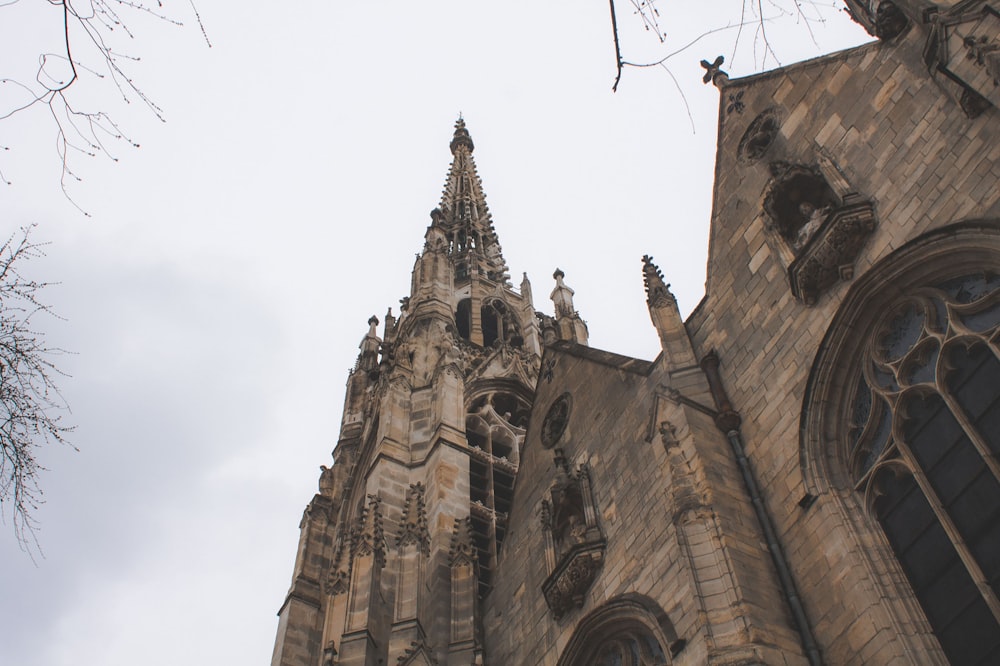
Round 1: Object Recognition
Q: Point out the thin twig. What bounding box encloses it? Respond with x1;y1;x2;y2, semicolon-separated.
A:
610;0;624;92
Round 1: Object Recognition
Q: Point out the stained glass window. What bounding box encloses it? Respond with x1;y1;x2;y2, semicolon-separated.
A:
848;273;1000;664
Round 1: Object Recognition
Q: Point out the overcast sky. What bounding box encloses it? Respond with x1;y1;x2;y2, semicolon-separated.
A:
0;2;869;664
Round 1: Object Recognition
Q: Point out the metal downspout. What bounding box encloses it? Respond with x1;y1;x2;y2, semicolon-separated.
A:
700;350;823;666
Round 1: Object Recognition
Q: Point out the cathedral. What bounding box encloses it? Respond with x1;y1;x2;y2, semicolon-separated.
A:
271;2;1000;664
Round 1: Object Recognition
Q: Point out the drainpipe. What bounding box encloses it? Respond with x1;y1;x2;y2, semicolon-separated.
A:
700;350;823;666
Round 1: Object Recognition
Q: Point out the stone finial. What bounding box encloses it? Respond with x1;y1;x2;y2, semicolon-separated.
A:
520;271;533;305
357;315;382;372
383;307;396;341
450;117;475;155
319;464;335;496
550;268;576;318
700;55;728;87
430;207;445;226
642;255;676;308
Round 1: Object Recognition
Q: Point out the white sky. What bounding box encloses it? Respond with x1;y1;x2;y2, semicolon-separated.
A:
0;2;870;664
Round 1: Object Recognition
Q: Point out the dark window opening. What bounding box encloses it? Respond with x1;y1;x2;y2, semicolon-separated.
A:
481;303;500;347
470;459;490;505
456;299;472;341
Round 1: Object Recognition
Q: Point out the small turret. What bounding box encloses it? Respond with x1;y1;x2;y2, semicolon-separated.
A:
520;272;534;307
643;255;696;370
382;307;397;345
339;316;382;441
549;269;589;345
358;315;382;373
406;209;457;326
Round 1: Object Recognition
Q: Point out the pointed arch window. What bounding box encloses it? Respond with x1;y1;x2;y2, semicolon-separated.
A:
847;272;1000;664
556;596;679;666
465;388;530;600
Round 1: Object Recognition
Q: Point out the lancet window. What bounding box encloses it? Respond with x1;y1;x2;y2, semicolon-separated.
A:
465;389;529;600
847;272;1000;664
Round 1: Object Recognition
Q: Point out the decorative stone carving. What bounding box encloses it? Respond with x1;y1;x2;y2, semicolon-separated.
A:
449;517;478;567
737;109;780;164
540;449;606;619
397;483;429;554
788;200;877;305
351;494;386;568
726;89;745;115
874;1;908;41
541;356;556;383
761;161;877;305
641;255;675;308
540;393;572;449
397;640;438;665
542;543;606;620
700;55;727;86
326;568;350;596
923;4;999;116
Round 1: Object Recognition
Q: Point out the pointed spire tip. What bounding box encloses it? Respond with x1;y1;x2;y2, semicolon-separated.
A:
450;117;474;155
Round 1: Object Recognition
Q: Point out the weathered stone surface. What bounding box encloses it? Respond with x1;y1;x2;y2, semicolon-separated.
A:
275;11;1000;664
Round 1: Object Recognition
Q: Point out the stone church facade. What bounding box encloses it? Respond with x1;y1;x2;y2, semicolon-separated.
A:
272;2;1000;664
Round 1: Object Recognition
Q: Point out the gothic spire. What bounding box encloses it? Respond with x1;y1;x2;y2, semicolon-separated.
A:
435;118;510;284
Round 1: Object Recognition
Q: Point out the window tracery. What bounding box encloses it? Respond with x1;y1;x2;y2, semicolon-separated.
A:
844;271;1000;664
556;596;677;666
465;389;529;600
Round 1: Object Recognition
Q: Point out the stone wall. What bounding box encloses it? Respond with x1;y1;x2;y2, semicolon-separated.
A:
686;24;999;665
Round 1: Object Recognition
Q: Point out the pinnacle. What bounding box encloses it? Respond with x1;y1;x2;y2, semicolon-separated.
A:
642;255;675;306
450;116;474;155
434;118;510;283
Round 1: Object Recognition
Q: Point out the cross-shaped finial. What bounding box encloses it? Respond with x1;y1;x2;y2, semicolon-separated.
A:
700;55;727;85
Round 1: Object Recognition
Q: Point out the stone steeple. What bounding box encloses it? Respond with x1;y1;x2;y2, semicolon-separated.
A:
271;120;541;666
435;118;510;286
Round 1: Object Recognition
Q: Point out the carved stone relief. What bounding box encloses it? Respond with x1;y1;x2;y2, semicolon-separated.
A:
761;160;877;305
737;108;781;164
540;449;606;619
541;392;572;449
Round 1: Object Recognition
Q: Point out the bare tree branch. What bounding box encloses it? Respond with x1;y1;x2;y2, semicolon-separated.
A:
614;0;848;95
0;0;209;214
0;225;73;549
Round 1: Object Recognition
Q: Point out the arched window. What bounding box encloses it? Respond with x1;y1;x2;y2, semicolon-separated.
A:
456;298;472;341
802;224;1000;664
557;595;678;666
848;273;1000;664
464;387;530;600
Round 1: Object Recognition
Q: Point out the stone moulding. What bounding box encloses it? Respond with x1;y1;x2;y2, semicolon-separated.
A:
788;199;877;305
541;539;607;620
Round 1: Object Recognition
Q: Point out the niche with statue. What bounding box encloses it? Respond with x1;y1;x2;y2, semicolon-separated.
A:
761;159;877;305
540;449;606;619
